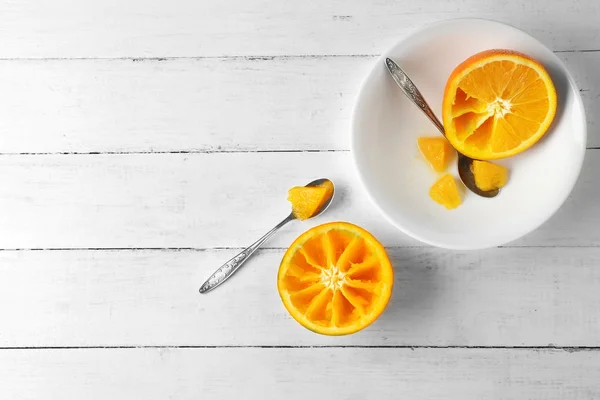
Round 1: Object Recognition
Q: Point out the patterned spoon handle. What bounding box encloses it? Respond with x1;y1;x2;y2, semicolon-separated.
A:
385;57;446;135
199;214;294;293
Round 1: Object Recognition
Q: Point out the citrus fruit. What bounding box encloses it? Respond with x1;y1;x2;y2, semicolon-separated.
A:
417;136;456;172
471;160;509;191
442;49;557;160
277;222;394;335
429;174;462;209
287;181;333;220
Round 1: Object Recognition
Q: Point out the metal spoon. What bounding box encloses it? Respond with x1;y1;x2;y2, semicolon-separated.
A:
199;178;335;294
385;58;499;198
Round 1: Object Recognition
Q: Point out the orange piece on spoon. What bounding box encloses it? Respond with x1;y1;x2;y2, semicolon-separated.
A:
288;180;334;220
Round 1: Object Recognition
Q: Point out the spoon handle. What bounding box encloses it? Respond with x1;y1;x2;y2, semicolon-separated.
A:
199;214;295;294
385;58;446;135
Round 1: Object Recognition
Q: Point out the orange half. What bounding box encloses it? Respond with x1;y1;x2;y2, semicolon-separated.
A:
442;49;557;160
277;222;394;335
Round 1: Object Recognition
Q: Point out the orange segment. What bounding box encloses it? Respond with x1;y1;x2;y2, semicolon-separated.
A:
429;174;462;209
442;49;557;160
277;222;394;336
417;137;456;172
287;184;328;220
471;160;509;191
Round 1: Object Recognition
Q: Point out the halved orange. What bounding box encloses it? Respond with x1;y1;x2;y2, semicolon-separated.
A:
442;49;557;160
277;222;393;335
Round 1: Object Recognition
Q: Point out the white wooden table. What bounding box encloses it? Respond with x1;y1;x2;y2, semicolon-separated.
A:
1;1;599;398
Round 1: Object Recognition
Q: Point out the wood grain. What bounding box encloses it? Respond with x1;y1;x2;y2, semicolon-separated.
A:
1;0;599;58
2;247;599;347
0;52;597;154
1;1;599;398
0;151;597;250
2;347;599;399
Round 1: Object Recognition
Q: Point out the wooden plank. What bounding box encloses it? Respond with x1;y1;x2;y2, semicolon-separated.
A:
1;0;599;58
0;52;597;153
1;348;599;399
0;151;597;249
2;247;599;347
0;57;365;153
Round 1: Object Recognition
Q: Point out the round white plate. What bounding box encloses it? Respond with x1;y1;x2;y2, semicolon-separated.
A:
351;18;586;250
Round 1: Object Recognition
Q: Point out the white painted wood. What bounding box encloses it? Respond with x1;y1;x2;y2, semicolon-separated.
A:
0;52;597;153
1;0;599;58
0;57;365;153
2;247;599;347
1;348;599;399
0;151;597;249
1;2;599;396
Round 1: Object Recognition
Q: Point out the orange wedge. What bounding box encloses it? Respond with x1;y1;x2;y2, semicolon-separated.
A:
287;181;333;220
442;49;557;160
471;160;509;191
429;174;462;209
417;136;456;172
277;222;394;335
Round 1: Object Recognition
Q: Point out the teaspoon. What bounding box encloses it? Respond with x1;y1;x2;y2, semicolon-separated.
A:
199;178;335;294
385;58;499;198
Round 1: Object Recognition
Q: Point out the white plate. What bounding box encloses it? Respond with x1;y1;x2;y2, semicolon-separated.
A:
351;18;587;250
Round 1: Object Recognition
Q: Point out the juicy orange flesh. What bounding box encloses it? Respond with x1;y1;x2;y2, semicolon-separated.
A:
471;160;508;191
445;52;556;160
319;180;334;205
429;174;462;209
279;227;391;330
287;186;327;220
417;137;455;172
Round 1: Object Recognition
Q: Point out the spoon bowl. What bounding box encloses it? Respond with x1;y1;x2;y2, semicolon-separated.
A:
457;154;499;198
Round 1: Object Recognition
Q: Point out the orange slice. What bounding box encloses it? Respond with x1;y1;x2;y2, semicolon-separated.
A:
277;222;394;335
417;136;455;172
471;160;509;191
287;181;333;220
429;174;462;209
442;49;557;160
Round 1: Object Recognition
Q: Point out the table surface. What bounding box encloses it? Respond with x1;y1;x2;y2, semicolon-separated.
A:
1;1;599;399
